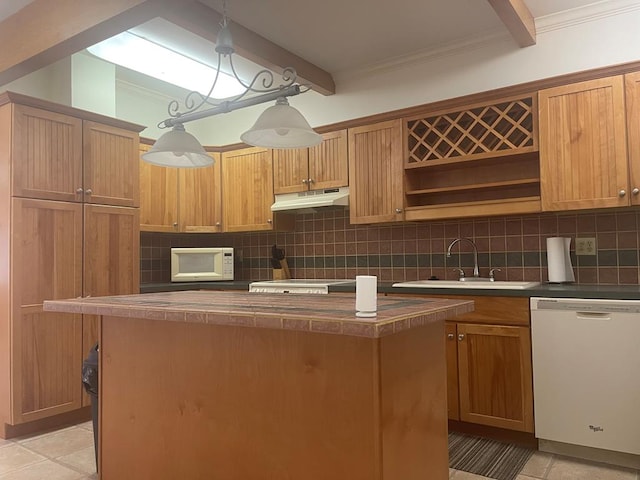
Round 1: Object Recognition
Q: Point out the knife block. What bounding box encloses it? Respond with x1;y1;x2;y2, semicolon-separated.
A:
272;259;291;280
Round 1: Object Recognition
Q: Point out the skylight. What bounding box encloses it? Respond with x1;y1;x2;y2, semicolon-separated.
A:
87;31;246;99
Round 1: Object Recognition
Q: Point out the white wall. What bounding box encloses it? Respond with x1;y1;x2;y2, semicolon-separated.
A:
4;2;640;145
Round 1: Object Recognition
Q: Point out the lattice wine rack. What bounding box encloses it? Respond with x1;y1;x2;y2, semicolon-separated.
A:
407;97;535;164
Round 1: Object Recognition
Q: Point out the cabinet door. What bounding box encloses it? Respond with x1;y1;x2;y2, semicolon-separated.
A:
624;72;640;206
222;147;275;232
445;322;459;421
11;198;83;423
348;120;404;224
179;153;222;232
539;76;629;211
139;143;179;232
12;105;83;202
83;121;140;207
457;323;534;432
308;129;348;190
83;204;140;297
273;148;309;194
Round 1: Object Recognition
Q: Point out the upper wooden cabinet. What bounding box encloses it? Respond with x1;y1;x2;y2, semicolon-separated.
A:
222;146;275;232
11;104;140;207
624;71;640;206
273;130;348;194
348;120;404;224
538;75;633;211
403;95;541;221
139;143;222;233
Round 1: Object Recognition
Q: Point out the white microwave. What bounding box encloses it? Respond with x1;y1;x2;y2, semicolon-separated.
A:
170;247;234;282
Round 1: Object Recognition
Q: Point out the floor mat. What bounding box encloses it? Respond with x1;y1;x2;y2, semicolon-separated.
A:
449;432;535;480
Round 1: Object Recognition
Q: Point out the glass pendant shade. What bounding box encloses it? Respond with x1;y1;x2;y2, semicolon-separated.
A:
142;125;213;168
241;97;322;149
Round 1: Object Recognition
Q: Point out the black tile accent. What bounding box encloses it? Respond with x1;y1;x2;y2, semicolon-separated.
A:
618;249;638;266
324;256;335;268
523;252;540;267
392;255;405;267
379;255;392;267
356;255;368;267
597;250;618;266
576;255;597;267
417;254;431;267
431;254;445;267
368;255;380;267
404;254;418;267
335;256;346;268
314;257;325;268
346;256;357;268
506;252;523;267
489;253;506;268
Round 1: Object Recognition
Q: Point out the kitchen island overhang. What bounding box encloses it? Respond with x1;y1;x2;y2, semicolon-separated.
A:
45;291;473;480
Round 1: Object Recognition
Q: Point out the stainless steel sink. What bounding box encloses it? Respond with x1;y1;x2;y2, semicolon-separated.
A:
392;280;541;290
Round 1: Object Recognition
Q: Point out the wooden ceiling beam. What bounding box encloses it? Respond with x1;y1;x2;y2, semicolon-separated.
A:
162;1;335;96
0;0;188;86
486;0;536;47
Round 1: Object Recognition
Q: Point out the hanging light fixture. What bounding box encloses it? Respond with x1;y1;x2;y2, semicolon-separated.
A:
141;0;321;168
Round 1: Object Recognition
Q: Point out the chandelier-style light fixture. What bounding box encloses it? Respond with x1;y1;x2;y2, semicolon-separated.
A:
142;0;322;167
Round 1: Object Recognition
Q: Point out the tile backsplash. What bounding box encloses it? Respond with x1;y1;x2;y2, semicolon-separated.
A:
141;209;640;285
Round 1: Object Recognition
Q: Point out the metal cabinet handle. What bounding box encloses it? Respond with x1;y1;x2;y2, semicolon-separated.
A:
267;219;272;224
302;179;308;184
215;222;221;227
308;178;315;184
395;208;403;214
76;187;84;194
633;188;640;196
458;334;465;341
619;189;626;197
173;222;178;228
447;333;455;340
85;188;93;195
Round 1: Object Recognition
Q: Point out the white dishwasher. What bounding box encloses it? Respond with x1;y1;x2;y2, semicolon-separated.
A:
530;297;640;456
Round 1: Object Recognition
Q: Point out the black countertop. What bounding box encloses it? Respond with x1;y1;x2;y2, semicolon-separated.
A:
140;281;640;300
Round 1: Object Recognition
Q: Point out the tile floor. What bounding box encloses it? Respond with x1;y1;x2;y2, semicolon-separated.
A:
0;421;637;479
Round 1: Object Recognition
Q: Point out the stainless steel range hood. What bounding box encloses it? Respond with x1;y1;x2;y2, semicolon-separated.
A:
271;187;349;212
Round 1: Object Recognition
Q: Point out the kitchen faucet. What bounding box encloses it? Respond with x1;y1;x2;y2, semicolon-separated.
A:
446;238;480;278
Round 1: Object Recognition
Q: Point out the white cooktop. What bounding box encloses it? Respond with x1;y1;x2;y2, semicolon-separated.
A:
249;279;355;294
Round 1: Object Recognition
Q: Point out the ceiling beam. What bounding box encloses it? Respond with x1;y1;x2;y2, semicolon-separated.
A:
486;0;536;47
0;0;188;86
161;1;335;96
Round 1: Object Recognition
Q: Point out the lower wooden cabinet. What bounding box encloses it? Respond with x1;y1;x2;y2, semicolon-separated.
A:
447;322;534;433
3;198;139;428
439;295;534;433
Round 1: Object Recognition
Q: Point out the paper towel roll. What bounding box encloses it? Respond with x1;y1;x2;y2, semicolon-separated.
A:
355;275;377;317
547;237;575;283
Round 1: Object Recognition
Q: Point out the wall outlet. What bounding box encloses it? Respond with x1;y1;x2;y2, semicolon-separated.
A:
575;237;596;255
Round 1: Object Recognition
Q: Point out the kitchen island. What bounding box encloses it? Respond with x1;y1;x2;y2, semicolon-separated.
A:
44;291;473;480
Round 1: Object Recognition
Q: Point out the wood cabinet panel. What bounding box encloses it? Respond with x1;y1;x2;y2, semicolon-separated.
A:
83;121;140;207
179;153;222;232
457;323;534;432
83;205;140;297
222;147;276;232
10;198;83;423
139;144;178;232
445;322;459;421
273;148;309;194
308;129;348;190
539;76;629;211
348;120;404;224
624;71;640;205
13;308;82;423
11;105;83;202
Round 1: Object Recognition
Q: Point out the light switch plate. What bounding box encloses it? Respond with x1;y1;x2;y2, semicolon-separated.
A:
575;237;596;255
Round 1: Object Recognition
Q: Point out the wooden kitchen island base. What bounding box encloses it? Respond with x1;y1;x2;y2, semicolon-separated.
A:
45;291;473;480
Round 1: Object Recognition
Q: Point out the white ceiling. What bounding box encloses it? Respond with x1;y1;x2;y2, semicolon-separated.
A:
1;0;610;81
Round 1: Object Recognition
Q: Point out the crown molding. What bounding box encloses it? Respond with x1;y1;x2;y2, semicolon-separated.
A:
536;0;640;33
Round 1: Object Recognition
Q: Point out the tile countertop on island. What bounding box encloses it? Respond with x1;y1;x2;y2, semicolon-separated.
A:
43;290;474;338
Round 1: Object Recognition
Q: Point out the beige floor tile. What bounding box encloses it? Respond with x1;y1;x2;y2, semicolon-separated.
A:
15;426;77;444
56;446;96;475
547;456;638;480
450;470;491;479
0;444;45;475
0;459;84;480
75;422;93;432
520;451;553;478
0;439;12;448
516;475;542;480
20;428;94;459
